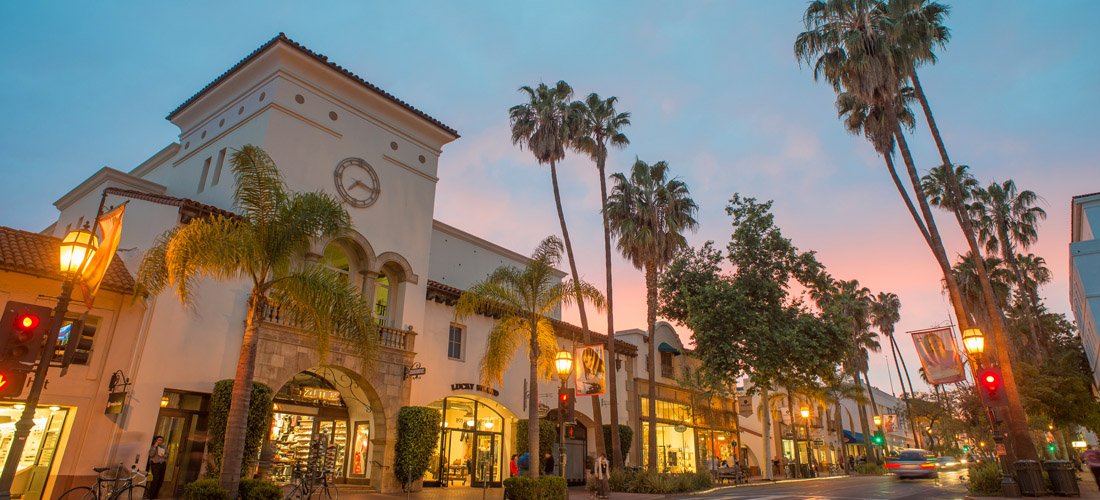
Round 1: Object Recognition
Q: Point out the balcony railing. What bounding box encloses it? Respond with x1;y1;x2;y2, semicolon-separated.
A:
260;304;414;352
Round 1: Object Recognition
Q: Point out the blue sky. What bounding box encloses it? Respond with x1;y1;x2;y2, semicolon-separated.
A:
2;1;1097;394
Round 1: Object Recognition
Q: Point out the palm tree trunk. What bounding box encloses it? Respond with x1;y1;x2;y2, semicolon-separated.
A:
546;160;607;461
645;263;658;472
883;153;932;246
888;333;921;447
220;290;264;499
862;370;885;461
529;322;541;479
786;391;802;478
835;398;846;473
909;75;1039;461
854;374;873;464
597;160;621;469
762;388;773;480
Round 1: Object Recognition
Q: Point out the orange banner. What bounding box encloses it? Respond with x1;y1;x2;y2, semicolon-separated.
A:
80;203;126;308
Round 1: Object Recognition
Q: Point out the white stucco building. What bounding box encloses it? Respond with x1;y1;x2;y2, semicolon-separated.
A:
1071;192;1100;388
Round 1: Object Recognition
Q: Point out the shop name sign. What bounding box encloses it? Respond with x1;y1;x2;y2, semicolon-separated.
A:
300;387;341;403
451;383;499;397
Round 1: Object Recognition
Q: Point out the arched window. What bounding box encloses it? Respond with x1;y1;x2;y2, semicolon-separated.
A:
374;273;392;326
321;243;352;282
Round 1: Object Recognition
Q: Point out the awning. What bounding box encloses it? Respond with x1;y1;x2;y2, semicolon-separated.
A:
658;342;681;355
843;430;864;444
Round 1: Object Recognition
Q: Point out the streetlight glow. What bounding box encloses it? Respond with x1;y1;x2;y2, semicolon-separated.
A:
873;415;882;427
59;228;98;276
962;328;985;357
800;406;810;419
554;350;574;381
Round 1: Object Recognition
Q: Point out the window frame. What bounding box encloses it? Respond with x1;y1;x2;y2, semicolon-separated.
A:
447;323;465;361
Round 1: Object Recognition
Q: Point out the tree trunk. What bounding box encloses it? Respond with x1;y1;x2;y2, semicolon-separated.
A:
883;153;932;246
762;388;773;480
220;290;264;499
786;391;802;478
597;160;621;469
888;333;921;447
546;160;607;460
645;263;658;471
835;398;846;473
906;80;1040;461
862;370;884;461
529;322;541;479
854;374;873;464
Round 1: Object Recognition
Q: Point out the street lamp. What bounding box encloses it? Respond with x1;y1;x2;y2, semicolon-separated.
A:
962;328;985;358
800;406;810;419
0;227;97;500
873;415;882;427
554;349;573;478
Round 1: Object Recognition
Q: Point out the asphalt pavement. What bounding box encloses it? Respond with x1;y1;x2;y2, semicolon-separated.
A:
672;471;969;500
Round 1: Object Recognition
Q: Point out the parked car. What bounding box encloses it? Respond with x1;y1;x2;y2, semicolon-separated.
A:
886;449;938;479
936;456;964;470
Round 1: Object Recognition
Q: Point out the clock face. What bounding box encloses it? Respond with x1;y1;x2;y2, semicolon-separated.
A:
333;158;380;208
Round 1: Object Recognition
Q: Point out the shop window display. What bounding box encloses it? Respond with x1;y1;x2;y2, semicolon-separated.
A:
423;397;505;488
0;405;70;500
269;372;353;484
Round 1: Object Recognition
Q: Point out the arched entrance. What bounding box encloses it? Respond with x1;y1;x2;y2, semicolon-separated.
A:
423;396;514;488
266;367;377;485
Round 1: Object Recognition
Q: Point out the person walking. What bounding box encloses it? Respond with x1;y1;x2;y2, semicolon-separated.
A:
509;454;518;477
146;436;168;499
542;452;555;476
1082;445;1100;489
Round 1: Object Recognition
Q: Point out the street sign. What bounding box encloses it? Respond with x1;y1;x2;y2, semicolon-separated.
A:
813;438;824;446
404;363;426;380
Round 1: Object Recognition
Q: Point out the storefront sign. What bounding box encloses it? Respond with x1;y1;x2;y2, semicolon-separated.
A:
300;387;341;403
575;344;606;396
1073;441;1088;449
450;383;499;397
105;391;126;414
738;396;753;417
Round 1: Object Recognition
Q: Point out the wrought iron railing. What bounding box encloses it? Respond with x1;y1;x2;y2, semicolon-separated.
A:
260;304;414;352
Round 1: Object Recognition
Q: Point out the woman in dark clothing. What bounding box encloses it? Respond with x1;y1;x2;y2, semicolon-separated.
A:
542;453;555;475
146;435;168;499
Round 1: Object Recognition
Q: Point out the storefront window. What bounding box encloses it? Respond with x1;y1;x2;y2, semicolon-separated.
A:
0;404;71;500
269;371;352;483
641;423;696;473
424;397;506;487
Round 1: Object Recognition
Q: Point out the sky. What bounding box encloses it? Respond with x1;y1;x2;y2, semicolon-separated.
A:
1;1;1097;397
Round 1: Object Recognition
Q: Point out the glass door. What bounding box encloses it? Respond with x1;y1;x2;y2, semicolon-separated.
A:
317;420;348;480
471;433;500;487
153;414;192;498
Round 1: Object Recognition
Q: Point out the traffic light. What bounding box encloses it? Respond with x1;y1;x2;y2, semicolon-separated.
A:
872;431;885;446
0;302;51;368
558;387;575;424
976;367;1007;407
57;319;91;371
0;369;27;398
963;445;970;453
1048;443;1057;454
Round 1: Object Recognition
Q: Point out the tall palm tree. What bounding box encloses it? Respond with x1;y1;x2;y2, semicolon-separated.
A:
454;236;604;479
922;164;979;215
508;81;597;363
137;145;378;498
573;93;631;466
606;159;698;471
870;292;921;446
973;180;1048;355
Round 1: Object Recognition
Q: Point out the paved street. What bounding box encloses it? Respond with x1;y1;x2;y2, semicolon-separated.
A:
671;472;969;500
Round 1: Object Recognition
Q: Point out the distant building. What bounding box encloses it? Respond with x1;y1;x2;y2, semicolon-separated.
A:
1071;192;1100;388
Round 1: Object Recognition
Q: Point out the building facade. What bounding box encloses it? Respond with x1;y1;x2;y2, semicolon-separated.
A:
1071;192;1100;388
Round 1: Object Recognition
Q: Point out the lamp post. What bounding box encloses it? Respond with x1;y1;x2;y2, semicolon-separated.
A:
800;406;812;477
963;327;1019;496
554;350;573;479
0;228;97;500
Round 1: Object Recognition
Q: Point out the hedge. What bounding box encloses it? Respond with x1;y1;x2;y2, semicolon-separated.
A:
503;475;567;500
599;469;711;494
965;461;1002;496
601;424;633;465
237;479;281;500
515;419;557;459
394;406;441;491
205;380;275;478
182;479;228;500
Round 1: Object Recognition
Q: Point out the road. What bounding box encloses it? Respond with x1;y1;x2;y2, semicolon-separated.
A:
670;471;968;500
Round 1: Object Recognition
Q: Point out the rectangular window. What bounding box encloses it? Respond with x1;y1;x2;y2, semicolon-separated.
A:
447;324;464;360
660;351;674;378
54;316;98;366
211;148;227;186
198;157;211;193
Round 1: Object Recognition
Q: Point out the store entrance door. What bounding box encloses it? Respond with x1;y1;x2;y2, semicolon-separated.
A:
153;391;210;499
471;433;500;487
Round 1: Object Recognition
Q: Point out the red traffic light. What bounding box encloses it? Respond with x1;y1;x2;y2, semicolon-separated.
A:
16;314;39;331
976;367;1007;407
981;371;999;389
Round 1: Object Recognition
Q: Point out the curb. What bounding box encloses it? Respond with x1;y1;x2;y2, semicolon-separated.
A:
691;474;852;495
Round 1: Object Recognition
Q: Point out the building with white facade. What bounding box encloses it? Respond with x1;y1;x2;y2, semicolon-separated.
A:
1071;191;1100;388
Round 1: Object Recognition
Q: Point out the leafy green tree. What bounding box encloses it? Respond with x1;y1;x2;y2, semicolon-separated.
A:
607;159;698;471
573;92;631;466
137;145;378;497
660;195;849;479
454;236;604;478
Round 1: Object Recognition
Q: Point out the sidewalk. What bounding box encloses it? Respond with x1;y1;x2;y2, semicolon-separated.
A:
965;477;1100;500
335;487;663;500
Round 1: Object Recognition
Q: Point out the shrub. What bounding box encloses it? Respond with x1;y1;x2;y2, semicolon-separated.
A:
503;476;567;500
515;419;557;457
855;462;885;475
237;479;281;500
182;479;228;500
965;461;1003;496
601;424;634;466
600;469;712;494
393;406;441;491
205;380;274;478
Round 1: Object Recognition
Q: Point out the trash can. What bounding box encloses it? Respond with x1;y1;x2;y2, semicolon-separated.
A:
1015;460;1045;497
1044;460;1080;497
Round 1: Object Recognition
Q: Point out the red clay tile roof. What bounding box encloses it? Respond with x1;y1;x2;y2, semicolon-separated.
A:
426;280;638;355
0;226;135;294
104;187;238;220
167;33;459;138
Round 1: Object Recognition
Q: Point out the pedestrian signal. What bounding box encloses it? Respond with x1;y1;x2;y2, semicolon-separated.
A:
0;302;51;368
976;367;1007;407
558;387;575;424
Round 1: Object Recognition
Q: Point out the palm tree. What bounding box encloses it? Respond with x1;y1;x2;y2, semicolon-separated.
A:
870;292;921;446
454;236;604;479
922;164;979;214
973;180;1048;355
573;93;631;467
606;159;698;471
137;145;378;497
820;373;867;472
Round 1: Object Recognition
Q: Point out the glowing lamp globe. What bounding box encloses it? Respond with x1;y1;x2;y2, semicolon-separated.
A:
873;415;882;427
60;228;98;275
554;350;573;378
962;328;985;356
800;406;810;419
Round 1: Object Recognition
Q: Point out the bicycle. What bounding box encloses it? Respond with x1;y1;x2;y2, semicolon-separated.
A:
58;465;148;500
282;465;338;500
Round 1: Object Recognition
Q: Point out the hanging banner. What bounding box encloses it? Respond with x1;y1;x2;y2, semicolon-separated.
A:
80;203;127;309
910;327;965;385
575;344;607;396
882;414;897;433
